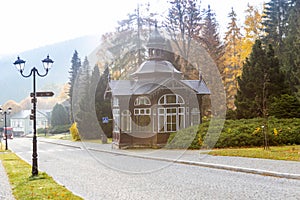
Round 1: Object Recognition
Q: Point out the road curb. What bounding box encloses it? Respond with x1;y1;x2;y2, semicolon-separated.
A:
39;139;300;180
87;147;300;180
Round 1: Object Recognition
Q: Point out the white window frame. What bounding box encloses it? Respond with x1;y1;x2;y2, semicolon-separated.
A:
134;96;151;106
158;107;185;133
121;110;131;132
134;108;151;115
158;94;185;105
113;108;120;133
113;97;119;107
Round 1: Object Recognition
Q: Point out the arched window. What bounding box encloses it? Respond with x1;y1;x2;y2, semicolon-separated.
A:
134;96;151;106
121;110;131;132
158;94;184;105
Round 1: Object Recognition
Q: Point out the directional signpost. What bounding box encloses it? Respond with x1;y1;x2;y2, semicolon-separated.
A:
30;91;54;97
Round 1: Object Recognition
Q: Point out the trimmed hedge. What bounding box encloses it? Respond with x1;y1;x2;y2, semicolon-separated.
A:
167;117;300;149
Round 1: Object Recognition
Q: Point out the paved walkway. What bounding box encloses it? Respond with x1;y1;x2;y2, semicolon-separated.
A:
0;156;15;200
1;138;300;200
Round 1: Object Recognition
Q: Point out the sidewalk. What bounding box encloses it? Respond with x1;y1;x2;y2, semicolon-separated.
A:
0;157;15;200
41;138;300;180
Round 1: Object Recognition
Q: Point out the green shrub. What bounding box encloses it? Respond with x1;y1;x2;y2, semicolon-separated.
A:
167;118;300;149
50;124;71;134
69;123;80;141
166;125;199;149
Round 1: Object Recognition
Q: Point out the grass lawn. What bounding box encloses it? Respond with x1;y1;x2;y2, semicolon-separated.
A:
207;145;300;161
0;145;83;200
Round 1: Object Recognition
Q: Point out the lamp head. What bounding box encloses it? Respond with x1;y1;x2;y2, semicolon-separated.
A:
42;55;54;70
13;56;26;72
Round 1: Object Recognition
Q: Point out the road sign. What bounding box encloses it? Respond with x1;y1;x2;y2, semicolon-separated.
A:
102;117;109;124
30;91;54;97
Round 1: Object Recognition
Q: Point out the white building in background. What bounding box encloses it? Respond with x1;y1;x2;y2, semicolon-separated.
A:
10;110;51;136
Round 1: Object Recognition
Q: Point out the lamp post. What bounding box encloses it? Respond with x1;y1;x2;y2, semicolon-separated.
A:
14;55;54;176
0;107;12;150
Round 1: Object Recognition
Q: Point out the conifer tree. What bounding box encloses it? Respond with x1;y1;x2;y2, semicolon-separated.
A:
200;5;224;73
223;7;243;110
236;40;288;119
51;103;70;127
164;0;202;78
262;0;290;54
75;57;96;139
283;0;300;97
68;50;81;122
100;3;157;80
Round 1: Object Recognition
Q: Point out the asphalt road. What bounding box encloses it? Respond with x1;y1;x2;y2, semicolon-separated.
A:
8;138;300;200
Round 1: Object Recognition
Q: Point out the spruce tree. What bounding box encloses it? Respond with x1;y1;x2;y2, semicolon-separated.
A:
164;0;202;78
262;0;290;54
75;57;101;139
100;3;157;80
200;5;224;73
68;50;81;122
236;40;288;119
51;104;70;127
283;0;300;97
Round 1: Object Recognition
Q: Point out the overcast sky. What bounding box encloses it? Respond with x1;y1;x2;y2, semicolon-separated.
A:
0;0;265;57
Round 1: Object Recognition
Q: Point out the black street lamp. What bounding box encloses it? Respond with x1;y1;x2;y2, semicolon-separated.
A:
14;55;54;176
0;107;12;150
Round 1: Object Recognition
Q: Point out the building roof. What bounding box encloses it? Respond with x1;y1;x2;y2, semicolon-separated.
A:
131;60;181;78
147;23;166;49
181;80;211;94
106;24;210;98
108;78;210;96
11;110;51;119
10;110;31;119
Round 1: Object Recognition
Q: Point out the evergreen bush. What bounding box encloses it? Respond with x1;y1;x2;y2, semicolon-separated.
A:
167;118;300;149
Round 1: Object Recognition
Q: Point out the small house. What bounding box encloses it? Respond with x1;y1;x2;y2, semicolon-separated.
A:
105;26;210;148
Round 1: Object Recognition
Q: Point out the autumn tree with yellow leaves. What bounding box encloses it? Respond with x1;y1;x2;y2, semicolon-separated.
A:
222;7;243;110
241;3;264;62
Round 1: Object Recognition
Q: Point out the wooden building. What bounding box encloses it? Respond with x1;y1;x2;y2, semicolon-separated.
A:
105;26;210;149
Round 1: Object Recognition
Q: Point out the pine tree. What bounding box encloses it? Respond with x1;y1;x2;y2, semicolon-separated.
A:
223;7;243;110
51;103;70;127
200;5;224;73
75;57;100;139
236;40;288;119
283;0;300;97
99;3;157;80
68;50;81;122
77;56;91;98
164;0;202;78
262;0;290;54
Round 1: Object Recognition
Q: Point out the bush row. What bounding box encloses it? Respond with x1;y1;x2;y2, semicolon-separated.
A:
167;117;300;149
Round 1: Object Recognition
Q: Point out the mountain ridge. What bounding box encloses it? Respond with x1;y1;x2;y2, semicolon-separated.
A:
0;35;100;104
